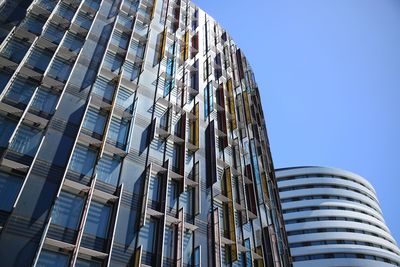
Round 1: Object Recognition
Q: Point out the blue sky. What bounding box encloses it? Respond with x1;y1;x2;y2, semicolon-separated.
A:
193;0;400;242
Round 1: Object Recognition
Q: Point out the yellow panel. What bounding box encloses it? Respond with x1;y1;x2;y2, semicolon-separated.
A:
195;103;199;147
225;167;238;263
159;29;167;61
261;171;269;203
243;91;252;124
133;246;142;267
150;0;157;19
256;246;264;267
227;79;237;130
183;30;189;61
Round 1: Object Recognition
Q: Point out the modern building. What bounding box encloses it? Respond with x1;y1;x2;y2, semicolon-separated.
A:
0;0;291;266
276;166;400;267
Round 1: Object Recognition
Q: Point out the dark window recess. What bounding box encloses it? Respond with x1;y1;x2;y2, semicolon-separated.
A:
244;164;258;216
216;84;228;149
236;49;244;80
205;121;217;188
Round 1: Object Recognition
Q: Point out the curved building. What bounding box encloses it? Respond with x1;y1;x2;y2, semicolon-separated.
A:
0;0;291;266
276;166;400;267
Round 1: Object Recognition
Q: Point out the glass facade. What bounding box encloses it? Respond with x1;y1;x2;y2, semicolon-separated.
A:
0;0;291;266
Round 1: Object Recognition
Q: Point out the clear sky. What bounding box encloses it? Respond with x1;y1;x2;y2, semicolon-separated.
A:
193;0;400;243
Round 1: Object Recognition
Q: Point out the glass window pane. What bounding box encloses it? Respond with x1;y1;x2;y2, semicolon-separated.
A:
107;117;129;149
0;117;17;148
51;191;84;229
83;201;111;238
62;32;84;53
56;3;75;20
82;108;107;138
116;86;135;113
42;23;65;44
37;250;69;267
4;77;37;107
30;87;58;116
26;47;53;72
21;14;46;35
96;155;121;186
0;36;30;63
92;77;115;102
47;57;73;82
9;125;42;156
68;145;97;177
0;171;22;212
75;258;102;267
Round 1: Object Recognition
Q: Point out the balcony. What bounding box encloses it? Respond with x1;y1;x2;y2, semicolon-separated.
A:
30;3;52;17
103;142;127;157
0;158;29;173
69;21;90;37
43;237;75;251
108;43;127;57
50;13;71;30
23;112;49;130
81;2;97;16
36;36;58;51
0;102;23;118
18;65;43;82
14;27;36;42
57;45;79;61
0;55;18;70
99;65;120;82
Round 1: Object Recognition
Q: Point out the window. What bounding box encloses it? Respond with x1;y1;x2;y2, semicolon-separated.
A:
0;36;30;63
36;249;69;267
123;61;140;81
21;14;46;35
104;51;123;72
47;57;73;82
62;32;84;53
83;0;101;11
83;201;111;238
107;117;129;149
0;117;17;148
82;108;107;139
244;239;252;267
167;180;178;212
75;258;102;267
26;47;53;72
116;86;135;113
56;2;75;20
51;191;84;229
92;77;115;103
42;23;65;44
164;44;176;97
0;171;23;212
194;246;200;267
75;11;93;30
36;0;57;11
68;145;97;177
96;154;121;186
9;125;42;157
148;174;162;209
30;87;58;117
142;218;157;252
0;69;12;94
116;13;133;29
204;82;213;118
4;76;37;108
111;30;129;50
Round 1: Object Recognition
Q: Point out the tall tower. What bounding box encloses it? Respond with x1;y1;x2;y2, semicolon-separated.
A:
276;166;400;267
0;0;291;266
